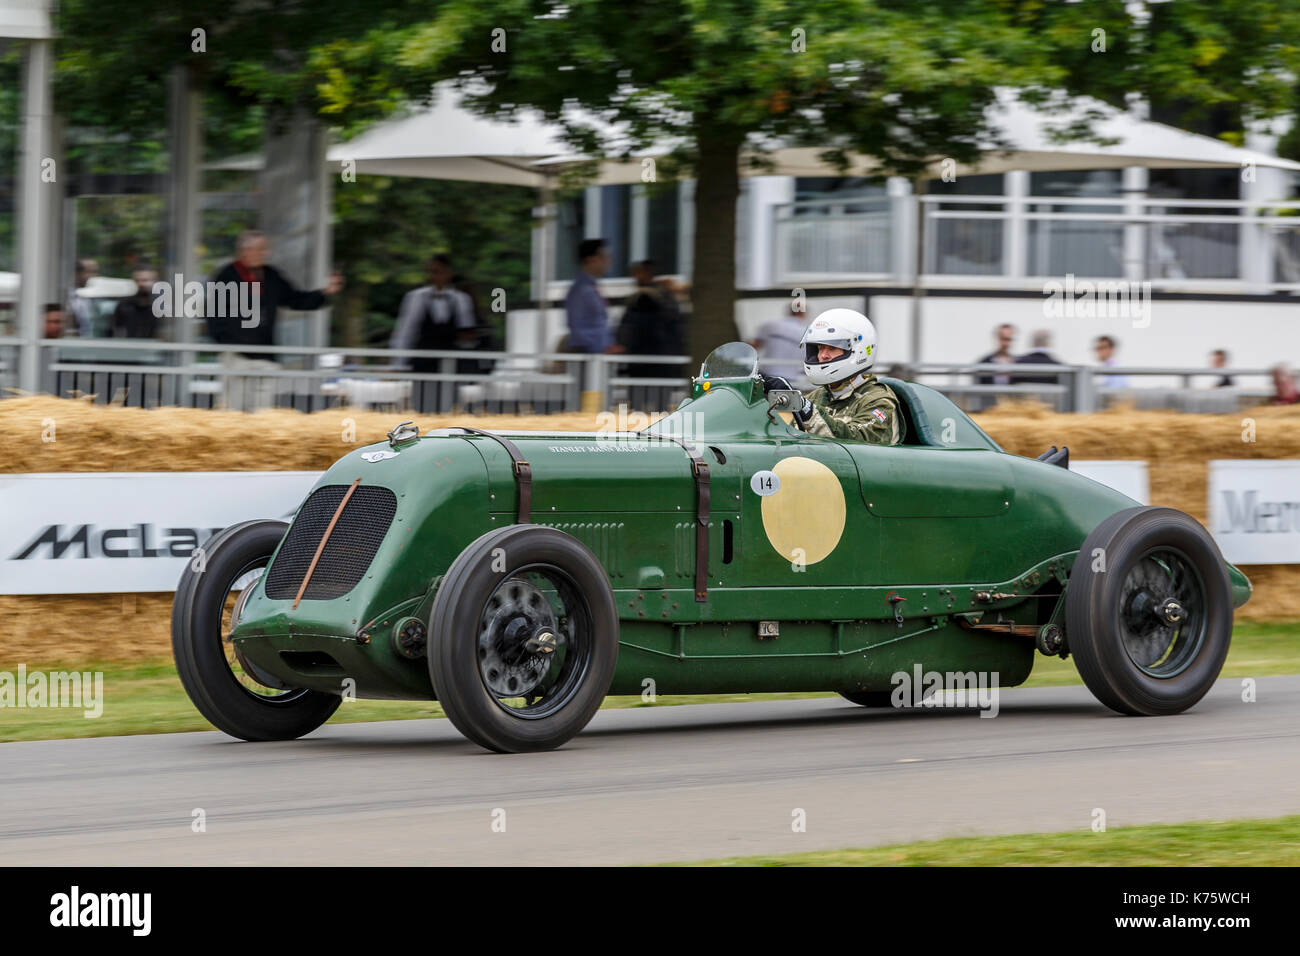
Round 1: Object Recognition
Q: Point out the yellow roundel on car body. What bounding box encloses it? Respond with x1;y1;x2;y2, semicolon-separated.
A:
759;455;845;565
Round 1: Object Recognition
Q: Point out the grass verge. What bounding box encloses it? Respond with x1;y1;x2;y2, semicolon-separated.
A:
670;815;1300;866
1;621;1294;743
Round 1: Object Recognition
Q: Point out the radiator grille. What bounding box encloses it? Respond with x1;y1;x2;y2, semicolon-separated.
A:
264;485;397;601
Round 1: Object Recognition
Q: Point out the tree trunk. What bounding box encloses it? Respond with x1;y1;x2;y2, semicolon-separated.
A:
340;281;368;348
688;122;745;368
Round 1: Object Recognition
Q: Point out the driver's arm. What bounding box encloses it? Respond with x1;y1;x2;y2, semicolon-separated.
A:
802;394;902;445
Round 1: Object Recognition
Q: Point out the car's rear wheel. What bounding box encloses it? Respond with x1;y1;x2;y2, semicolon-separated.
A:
429;525;618;753
1067;507;1232;716
172;519;341;740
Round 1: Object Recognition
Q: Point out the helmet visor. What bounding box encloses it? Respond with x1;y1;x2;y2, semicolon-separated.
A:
804;337;855;364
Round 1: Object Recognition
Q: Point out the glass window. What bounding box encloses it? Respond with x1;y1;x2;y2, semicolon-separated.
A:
1027;170;1124;278
599;184;631;277
1029;169;1123;199
645;182;679;274
927;173;1004;275
553;191;586;281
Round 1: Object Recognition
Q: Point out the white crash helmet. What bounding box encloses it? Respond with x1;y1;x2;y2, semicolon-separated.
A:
799;308;878;386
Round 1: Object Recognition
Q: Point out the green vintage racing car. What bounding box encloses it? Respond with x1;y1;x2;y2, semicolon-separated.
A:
172;342;1252;752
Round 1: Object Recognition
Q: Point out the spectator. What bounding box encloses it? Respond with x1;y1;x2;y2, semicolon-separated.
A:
1012;329;1061;387
208;230;342;410
752;300;812;389
1209;349;1234;388
618;259;684;374
390;254;479;410
111;266;162;339
564;238;621;354
451;270;499;375
976;323;1017;385
43;303;69;339
1094;335;1128;388
68;259;99;338
1271;364;1300;405
208;230;342;356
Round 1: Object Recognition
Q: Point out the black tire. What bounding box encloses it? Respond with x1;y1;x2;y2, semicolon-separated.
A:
1067;507;1232;716
840;691;894;707
171;519;341;741
429;525;618;753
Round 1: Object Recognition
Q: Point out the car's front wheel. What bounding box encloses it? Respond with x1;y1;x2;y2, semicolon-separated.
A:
429;525;618;753
171;520;341;740
1067;507;1232;716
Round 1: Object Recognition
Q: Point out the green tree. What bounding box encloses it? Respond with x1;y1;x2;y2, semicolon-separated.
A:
311;0;1300;361
45;1;532;343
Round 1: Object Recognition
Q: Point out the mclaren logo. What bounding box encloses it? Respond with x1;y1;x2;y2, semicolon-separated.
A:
9;524;221;560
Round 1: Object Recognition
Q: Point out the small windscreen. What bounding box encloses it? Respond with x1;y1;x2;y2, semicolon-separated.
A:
699;342;758;380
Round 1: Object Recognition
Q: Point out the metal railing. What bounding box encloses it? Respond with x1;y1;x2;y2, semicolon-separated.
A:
0;338;692;415
774;194;1300;290
4;339;1281;416
907;362;1277;413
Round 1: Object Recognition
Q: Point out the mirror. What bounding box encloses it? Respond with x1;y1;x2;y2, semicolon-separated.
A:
766;389;803;412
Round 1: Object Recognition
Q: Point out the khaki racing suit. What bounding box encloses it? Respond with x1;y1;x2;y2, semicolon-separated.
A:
802;374;906;445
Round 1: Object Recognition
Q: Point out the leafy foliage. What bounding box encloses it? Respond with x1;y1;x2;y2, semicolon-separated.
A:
308;0;1300;359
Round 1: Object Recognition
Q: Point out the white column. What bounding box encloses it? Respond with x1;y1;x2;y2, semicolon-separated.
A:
677;179;695;280
525;178;557;352
311;129;333;350
1122;166;1148;282
16;37;53;394
1242;122;1290;290
888;177;912;284
1003;169;1028;280
629;184;648;263
166;65;202;343
584;186;602;240
744;175;793;290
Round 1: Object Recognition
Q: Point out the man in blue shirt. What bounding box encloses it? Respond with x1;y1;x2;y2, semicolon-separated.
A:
564;238;620;353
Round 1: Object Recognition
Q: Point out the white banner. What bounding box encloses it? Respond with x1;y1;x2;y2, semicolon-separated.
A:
1208;460;1300;564
1072;460;1149;505
0;459;1159;595
0;472;321;595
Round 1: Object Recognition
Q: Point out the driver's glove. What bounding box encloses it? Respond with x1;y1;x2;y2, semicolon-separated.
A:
761;373;814;425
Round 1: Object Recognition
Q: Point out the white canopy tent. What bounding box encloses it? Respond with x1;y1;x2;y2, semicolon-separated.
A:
324;88;572;187
535;89;1300;180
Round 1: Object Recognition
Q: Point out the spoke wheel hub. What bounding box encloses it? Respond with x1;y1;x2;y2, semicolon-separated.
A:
479;579;559;699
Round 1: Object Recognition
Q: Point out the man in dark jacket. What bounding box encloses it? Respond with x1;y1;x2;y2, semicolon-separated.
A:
207;230;341;354
616;260;685;410
207;230;341;409
111;267;162;339
1012;329;1062;386
617;260;683;374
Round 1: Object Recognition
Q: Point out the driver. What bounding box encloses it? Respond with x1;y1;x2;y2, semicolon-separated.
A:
763;308;905;445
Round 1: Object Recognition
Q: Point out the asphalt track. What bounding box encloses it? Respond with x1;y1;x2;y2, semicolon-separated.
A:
2;676;1297;865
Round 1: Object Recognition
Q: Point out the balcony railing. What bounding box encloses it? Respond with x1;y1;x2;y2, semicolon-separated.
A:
774;194;1300;291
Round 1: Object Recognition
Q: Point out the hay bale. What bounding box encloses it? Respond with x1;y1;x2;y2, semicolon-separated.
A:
1;396;1297;665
